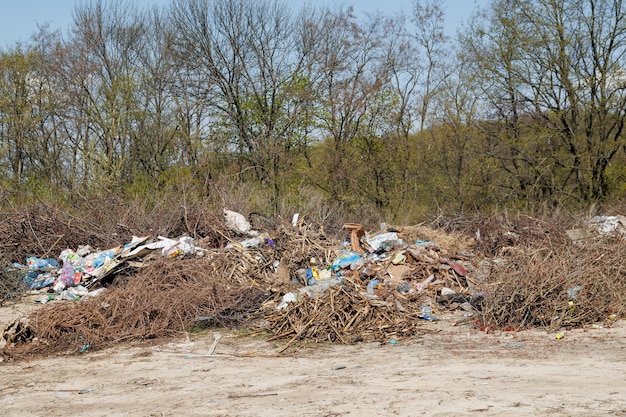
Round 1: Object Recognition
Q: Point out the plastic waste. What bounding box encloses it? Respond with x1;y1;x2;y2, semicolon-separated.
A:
76;245;93;257
567;286;582;299
59;249;81;264
415;240;440;252
349;257;364;270
299;276;342;298
85;288;106;298
366;279;380;299
277;292;298;310
34;294;55;304
56;285;89;301
295;268;308;285
19;257;58;288
415;274;435;291
59;260;75;287
441;258;468;277
294;267;322;285
69;285;89;297
223;209;258;236
161;236;196;257
57;289;80;301
26;257;59;270
306;267;318;285
417;304;438;321
589;215;626;234
29;272;56;289
441;287;457;296
226;237;261;249
391;251;406;265
366;232;399;251
332;250;362;270
119;236;153;258
318;268;332;280
382;240;406;252
52;279;66;292
397;281;410;293
92;250;116;268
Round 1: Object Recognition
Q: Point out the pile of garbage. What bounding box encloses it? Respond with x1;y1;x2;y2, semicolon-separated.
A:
1;210;483;357
12;235;206;302
2;208;625;359
261;223;484;350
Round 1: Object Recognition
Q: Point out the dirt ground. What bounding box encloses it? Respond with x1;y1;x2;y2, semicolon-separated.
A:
1;296;625;417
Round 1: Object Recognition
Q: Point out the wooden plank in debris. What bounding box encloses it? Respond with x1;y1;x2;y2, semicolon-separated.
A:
342;223;365;253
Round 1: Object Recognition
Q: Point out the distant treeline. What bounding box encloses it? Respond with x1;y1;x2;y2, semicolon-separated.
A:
1;0;626;219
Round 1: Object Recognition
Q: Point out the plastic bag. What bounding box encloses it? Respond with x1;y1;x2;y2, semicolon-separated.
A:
332;250;362;270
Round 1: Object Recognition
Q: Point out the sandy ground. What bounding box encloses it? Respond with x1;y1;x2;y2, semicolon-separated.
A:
1;297;625;417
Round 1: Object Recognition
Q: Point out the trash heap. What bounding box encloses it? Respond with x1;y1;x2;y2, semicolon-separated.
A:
451;213;626;332
4;206;626;360
262;223;480;350
12;235;207;302
1;211;485;357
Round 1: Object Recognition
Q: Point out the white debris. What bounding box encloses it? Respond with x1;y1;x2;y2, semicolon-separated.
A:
223;209;258;236
589;215;626;235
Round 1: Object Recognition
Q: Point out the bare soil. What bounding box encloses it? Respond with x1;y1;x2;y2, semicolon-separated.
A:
1;296;625;417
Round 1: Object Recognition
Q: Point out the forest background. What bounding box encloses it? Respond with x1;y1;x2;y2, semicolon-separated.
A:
2;0;626;227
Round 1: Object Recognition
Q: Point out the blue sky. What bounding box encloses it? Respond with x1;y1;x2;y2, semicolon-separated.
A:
0;0;488;48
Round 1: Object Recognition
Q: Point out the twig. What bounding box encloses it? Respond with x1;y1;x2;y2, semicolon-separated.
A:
41;234;65;259
278;307;320;353
207;333;222;355
228;392;278;399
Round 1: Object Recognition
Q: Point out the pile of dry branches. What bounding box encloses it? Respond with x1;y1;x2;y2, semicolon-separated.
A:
1;219;340;359
2;257;267;359
0;258;22;305
433;212;571;256
0;197;229;265
265;275;432;351
477;236;626;330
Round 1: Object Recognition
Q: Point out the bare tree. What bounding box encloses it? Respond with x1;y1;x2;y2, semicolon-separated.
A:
131;5;180;184
462;0;626;203
70;0;146;190
308;7;393;201
0;48;41;186
412;0;451;132
170;0;317;209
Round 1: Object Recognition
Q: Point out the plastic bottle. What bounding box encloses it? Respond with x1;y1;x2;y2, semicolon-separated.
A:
366;279;380;299
299;276;342;298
